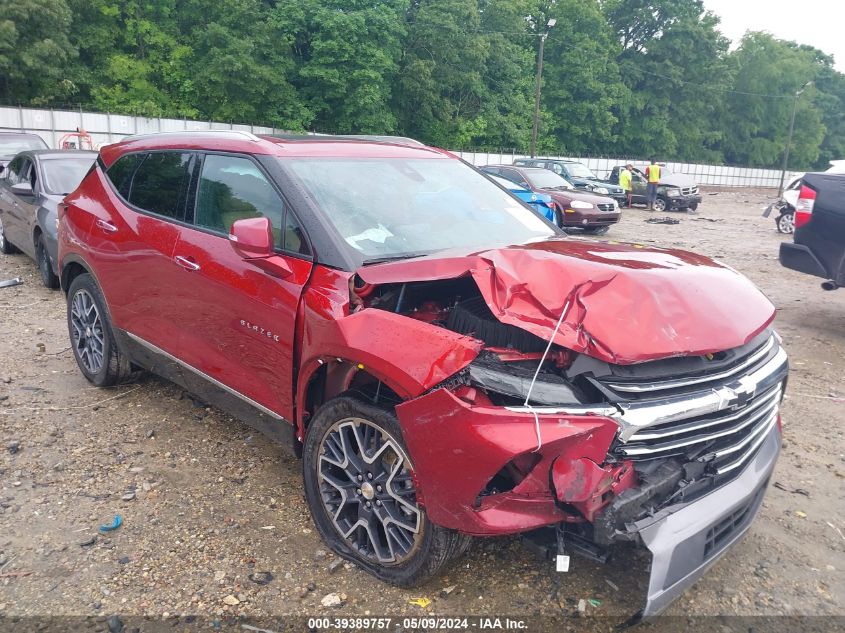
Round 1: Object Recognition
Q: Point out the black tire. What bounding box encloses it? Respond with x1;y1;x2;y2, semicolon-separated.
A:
584;225;610;235
0;215;18;254
302;396;470;587
36;234;59;289
689;203;699;212
66;273;134;387
652;196;668;212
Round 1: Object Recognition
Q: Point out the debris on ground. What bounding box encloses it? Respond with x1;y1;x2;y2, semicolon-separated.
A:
439;585;458;598
248;571;274;585
327;558;344;574
577;598;587;614
98;515;123;533
79;536;97;547
320;592;346;608
605;579;619;591
588;598;602;607
408;597;432;608
795;511;808;518
223;594;240;606
774;482;810;497
7;440;21;454
0;277;23;288
645;216;681;225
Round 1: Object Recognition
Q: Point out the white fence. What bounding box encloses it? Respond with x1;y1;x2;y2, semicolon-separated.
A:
455;150;801;189
1;105;798;188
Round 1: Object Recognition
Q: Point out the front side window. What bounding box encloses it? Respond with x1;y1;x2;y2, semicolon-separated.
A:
5;157;24;185
286;157;553;262
195;154;282;235
128;152;193;219
525;169;573;190
565;162;598;179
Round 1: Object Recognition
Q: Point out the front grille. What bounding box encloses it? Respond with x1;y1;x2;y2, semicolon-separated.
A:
681;186;699;196
597;203;616;212
600;333;787;478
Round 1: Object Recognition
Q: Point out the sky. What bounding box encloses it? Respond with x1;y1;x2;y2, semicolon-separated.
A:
703;0;844;71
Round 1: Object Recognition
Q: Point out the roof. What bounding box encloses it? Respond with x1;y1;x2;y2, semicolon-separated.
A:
27;149;98;160
482;164;553;172
518;157;578;162
0;131;45;137
99;131;446;167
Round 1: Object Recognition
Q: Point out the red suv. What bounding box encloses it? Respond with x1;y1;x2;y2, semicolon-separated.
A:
59;132;788;617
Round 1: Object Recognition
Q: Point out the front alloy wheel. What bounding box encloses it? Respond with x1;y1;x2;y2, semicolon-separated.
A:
653;197;667;212
302;396;470;587
318;417;422;565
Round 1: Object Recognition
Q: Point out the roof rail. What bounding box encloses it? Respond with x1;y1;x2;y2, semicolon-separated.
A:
119;130;262;142
266;133;426;148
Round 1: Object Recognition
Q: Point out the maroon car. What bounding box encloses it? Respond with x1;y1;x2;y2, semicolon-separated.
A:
58;132;786;618
481;164;620;234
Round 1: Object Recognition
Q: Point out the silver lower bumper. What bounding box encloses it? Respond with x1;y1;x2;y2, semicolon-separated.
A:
636;424;781;619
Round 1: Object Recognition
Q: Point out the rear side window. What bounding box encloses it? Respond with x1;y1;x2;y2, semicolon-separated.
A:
106;153;143;199
128;152;193;220
194;153;310;256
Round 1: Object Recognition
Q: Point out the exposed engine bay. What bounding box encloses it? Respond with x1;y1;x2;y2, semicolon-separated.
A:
350;274;788;549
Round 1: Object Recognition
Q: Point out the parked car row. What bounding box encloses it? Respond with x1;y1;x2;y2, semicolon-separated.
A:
1;130;787;620
0;132;97;288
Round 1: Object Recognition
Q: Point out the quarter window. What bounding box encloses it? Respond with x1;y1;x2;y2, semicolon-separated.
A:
5;157;23;185
127;152;193;220
106;153;143;199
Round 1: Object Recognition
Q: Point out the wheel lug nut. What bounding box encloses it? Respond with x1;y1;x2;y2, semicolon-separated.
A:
367;473;373;480
366;501;371;508
357;474;363;481
376;485;382;492
356;488;361;495
375;500;381;506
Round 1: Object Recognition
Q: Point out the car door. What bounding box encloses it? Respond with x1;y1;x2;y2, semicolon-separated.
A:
0;156;33;252
0;157;22;243
13;157;41;260
631;168;648;201
168;152;314;420
85;151;195;354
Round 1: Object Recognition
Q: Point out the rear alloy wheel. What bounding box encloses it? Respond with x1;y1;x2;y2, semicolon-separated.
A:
67;273;134;386
777;211;795;234
0;216;18;254
652;197;668;212
36;234;59;289
303;396;470;587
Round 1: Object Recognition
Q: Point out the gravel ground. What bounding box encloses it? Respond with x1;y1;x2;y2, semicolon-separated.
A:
0;189;844;630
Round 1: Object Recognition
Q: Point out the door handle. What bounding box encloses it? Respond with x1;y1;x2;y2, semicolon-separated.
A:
96;219;118;233
174;255;201;271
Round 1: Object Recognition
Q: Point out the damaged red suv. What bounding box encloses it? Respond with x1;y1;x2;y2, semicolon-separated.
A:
59;132;788;617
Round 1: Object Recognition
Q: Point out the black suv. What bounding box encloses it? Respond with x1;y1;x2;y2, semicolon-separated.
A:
513;158;626;205
779;172;845;290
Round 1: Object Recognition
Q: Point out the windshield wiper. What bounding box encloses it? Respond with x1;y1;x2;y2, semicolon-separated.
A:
362;251;432;265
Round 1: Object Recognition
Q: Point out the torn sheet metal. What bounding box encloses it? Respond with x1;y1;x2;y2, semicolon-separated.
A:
358;238;776;364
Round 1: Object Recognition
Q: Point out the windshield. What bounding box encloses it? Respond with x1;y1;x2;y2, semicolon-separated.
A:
0;136;48;158
286;158;554;261
565;162;598;179
525;170;573;190
41;157;96;195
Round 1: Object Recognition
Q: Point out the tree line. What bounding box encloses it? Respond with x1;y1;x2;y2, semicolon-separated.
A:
1;0;843;170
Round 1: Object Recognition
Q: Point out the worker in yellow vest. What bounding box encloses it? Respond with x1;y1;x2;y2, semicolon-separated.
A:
645;158;661;210
619;163;634;207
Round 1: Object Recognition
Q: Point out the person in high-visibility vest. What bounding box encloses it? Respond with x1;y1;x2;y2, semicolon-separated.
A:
619;163;634;207
645;158;661;210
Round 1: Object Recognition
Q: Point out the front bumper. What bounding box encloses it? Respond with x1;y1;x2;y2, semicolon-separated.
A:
561;209;621;228
666;193;702;210
779;242;829;279
635;424;780;618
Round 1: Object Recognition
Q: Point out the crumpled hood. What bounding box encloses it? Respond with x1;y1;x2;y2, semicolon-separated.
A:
358;238;775;365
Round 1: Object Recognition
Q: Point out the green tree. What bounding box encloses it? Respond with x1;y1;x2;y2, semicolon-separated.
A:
274;0;405;133
0;0;77;104
722;33;825;169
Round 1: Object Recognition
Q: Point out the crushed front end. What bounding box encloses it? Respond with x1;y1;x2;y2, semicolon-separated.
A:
397;318;787;618
352;240;787;617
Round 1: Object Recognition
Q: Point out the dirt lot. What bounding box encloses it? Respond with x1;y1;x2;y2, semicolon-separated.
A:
1;189;844;629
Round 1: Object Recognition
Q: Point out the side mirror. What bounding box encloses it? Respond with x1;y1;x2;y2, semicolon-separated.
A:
11;182;33;197
229;216;273;259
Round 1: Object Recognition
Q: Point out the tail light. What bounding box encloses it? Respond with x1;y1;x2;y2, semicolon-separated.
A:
794;184;816;229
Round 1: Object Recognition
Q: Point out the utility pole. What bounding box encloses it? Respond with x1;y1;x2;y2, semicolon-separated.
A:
777;81;813;198
530;18;556;158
